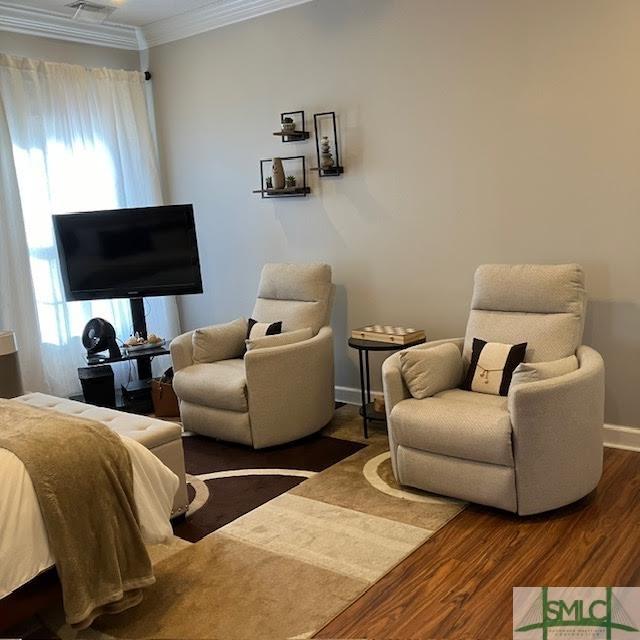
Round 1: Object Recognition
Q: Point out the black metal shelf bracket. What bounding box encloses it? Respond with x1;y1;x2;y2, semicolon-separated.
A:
313;111;344;177
254;155;310;198
277;110;309;143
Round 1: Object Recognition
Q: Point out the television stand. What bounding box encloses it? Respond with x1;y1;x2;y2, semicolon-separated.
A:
80;344;170;413
74;298;172;414
85;344;170;367
130;297;152;379
84;299;167;377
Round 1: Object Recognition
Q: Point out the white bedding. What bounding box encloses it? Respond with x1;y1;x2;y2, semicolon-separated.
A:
0;435;179;599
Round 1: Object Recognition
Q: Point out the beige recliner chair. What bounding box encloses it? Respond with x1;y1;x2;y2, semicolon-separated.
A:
383;264;604;515
170;263;335;448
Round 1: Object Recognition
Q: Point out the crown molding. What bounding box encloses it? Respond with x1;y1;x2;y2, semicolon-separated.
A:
0;0;313;52
0;1;141;50
141;0;314;48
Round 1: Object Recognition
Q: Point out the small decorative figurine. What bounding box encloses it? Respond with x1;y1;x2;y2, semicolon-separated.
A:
320;136;335;170
271;157;285;190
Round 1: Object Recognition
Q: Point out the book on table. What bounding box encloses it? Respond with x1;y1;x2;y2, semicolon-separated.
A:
351;325;426;345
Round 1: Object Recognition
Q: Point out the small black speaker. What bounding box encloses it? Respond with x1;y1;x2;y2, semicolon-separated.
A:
78;365;116;408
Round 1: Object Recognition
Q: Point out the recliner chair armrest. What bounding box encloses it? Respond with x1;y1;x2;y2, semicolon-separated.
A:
243;327;334;448
172;318;248;373
382;337;464;419
508;345;605;515
383;337;464;480
169;330;194;373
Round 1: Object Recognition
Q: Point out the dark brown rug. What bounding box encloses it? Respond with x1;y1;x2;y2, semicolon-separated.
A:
173;433;365;542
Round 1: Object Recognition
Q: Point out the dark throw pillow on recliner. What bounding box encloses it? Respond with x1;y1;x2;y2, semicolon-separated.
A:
246;318;282;340
462;338;527;396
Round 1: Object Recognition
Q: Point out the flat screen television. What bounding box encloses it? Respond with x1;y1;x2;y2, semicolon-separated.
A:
53;204;203;301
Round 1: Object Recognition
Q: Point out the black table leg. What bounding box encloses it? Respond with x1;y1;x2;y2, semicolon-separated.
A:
358;348;368;438
365;350;371;403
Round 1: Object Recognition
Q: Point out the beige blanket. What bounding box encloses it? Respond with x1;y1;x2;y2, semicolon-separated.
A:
0;399;154;629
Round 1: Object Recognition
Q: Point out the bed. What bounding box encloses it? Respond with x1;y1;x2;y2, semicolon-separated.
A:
0;434;179;601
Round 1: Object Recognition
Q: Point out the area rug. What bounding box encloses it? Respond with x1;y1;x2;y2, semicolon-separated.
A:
175;432;365;542
43;406;466;640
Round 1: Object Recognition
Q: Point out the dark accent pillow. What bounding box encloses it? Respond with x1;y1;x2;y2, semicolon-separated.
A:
462;338;527;396
246;318;282;340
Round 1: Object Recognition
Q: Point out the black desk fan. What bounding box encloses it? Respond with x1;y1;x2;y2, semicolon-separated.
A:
82;318;120;359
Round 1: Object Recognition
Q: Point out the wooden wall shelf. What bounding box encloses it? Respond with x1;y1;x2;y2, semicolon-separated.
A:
252;187;311;198
255;155;309;199
313;166;344;177
313;111;344;178
277;110;309;143
273;130;310;141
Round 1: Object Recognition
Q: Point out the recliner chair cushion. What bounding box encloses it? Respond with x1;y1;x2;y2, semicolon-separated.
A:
510;355;579;389
464;311;581;363
245;327;313;352
400;343;463;399
192;318;247;364
173;359;247;412
252;263;334;334
256;263;332;302
391;389;514;467
471;264;585;315
463;264;586;363
252;298;328;335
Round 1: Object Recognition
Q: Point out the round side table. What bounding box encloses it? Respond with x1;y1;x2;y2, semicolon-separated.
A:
348;336;426;438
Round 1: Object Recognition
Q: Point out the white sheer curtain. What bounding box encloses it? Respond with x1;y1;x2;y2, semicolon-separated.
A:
0;93;47;393
0;54;179;396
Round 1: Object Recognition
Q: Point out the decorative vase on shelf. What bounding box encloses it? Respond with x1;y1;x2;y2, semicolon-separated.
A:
271;157;285;190
320;136;335;170
281;118;295;133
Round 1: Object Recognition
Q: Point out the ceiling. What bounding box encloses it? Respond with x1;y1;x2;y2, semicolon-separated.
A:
0;0;313;48
11;0;219;27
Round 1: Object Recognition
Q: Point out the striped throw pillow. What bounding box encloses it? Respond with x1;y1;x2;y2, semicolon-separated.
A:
462;338;527;396
246;318;282;340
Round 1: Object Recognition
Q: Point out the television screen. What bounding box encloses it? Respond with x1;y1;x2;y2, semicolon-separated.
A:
53;204;203;301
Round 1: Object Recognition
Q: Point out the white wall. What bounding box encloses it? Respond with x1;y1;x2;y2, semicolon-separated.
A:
149;0;640;426
0;31;140;69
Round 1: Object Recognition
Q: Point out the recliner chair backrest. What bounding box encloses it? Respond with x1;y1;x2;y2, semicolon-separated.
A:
464;264;586;363
252;263;334;335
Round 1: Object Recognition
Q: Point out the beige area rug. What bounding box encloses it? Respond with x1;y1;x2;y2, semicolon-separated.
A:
46;407;465;640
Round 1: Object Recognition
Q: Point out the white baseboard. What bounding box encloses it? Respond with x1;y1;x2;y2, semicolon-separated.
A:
335;385;382;406
603;423;640;452
335;385;640;452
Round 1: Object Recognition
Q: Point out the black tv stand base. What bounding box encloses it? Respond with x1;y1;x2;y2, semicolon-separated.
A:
121;379;154;413
130;298;153;379
70;378;153;415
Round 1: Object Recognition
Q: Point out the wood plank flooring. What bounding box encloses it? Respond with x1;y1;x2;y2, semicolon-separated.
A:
317;447;640;639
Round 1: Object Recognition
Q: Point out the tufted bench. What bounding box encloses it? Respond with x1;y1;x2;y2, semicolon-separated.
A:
15;392;189;518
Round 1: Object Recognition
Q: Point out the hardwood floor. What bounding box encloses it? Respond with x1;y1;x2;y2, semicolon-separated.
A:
317;447;640;639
